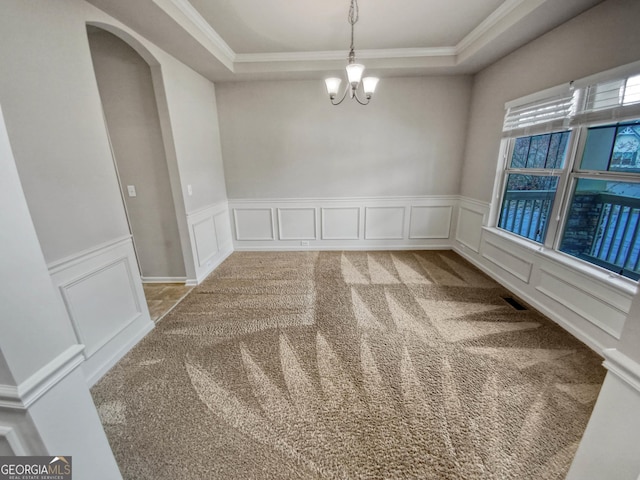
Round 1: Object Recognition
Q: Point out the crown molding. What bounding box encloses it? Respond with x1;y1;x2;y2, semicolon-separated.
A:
155;0;555;76
456;0;547;57
235;47;457;64
161;0;236;65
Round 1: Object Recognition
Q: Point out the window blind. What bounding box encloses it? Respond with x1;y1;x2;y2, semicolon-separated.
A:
569;74;640;125
503;61;640;138
502;92;575;137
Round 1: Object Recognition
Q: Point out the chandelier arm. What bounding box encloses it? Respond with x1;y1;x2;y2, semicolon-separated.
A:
353;90;371;106
330;85;350;106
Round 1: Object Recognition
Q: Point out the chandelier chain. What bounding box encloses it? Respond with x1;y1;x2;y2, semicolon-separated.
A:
348;0;359;57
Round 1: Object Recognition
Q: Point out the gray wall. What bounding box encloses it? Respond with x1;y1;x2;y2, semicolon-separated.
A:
88;29;186;279
0;0;130;263
216;76;472;199
162;57;228;212
460;0;640;203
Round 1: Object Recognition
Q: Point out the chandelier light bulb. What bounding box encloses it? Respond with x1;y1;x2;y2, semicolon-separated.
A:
362;77;379;97
346;63;365;86
325;78;342;98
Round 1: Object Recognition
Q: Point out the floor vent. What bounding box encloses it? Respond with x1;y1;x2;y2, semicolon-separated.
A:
503;296;527;310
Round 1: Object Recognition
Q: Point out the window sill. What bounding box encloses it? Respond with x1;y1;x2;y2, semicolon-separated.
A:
482;226;638;297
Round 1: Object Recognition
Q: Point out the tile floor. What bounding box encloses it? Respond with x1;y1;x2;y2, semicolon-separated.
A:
142;283;193;322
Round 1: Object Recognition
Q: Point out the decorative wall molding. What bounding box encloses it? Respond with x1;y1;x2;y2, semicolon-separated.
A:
455;243;606;353
277;208;317;240
229;196;458;251
141;276;188;283
192;216;219;267
364;207;405;240
321;207;360;240
47;235;133;273
0;345;84;411
163;0;236;68
233;208;275;241
162;0;549;76
603;348;640;394
49;236;154;384
482;238;533;283
536;268;627;339
453;205;636;353
455;197;489;253
409;205;452;239
0;426;27;455
186;202;234;285
58;257;142;357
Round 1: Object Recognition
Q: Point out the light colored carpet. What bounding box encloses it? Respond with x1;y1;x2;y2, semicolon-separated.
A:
92;251;604;479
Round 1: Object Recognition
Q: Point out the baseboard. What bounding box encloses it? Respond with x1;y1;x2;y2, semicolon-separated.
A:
141;276;187;284
232;244;453;252
187;246;233;286
83;315;154;387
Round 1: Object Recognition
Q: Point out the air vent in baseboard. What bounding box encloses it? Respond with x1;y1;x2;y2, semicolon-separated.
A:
502;296;527;310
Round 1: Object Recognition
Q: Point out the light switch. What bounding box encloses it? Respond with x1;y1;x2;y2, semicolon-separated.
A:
127;185;137;197
187;184;193;196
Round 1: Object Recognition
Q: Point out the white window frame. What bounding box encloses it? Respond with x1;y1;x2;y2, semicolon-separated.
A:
496;130;578;249
491;60;640;283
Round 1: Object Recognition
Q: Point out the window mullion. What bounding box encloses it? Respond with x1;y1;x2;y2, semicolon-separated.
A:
548;128;582;249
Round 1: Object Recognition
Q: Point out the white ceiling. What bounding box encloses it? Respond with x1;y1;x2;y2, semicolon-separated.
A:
86;0;604;82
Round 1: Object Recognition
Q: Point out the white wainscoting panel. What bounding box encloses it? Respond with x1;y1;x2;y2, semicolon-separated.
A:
456;203;487;253
321;207;360;240
234;208;274;241
278;208;317;240
453;200;636;354
409;206;452;239
536;268;627;339
214;209;233;252
482;238;533;284
365;207;405;240
193;216;218;267
48;236;153;385
229;197;457;250
60;258;140;356
186;203;234;285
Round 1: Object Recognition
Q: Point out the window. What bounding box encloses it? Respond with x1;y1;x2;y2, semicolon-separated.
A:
496;63;640;280
498;132;570;243
559;121;640;279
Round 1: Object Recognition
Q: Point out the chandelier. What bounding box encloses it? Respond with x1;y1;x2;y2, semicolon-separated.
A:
325;0;379;105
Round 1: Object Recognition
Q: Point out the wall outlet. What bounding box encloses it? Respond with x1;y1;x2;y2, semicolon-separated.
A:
187;184;193;196
127;185;136;197
300;241;310;246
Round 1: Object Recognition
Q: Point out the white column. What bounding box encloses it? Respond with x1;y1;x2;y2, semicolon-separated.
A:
0;104;121;479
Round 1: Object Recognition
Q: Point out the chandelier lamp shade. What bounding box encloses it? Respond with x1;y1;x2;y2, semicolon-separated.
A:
325;0;379;105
